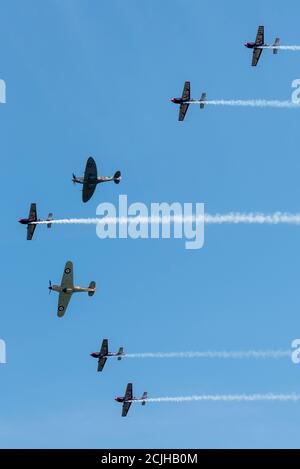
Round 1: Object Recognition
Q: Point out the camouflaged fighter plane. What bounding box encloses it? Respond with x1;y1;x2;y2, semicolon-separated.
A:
49;261;96;317
19;203;53;240
72;157;121;203
90;339;124;372
245;25;280;66
171;81;207;121
115;383;148;417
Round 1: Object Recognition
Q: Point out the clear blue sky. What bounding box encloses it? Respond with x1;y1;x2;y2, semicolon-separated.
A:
1;0;300;449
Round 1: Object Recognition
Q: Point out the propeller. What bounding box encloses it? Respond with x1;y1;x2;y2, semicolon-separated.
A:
48;280;52;294
72;173;76;184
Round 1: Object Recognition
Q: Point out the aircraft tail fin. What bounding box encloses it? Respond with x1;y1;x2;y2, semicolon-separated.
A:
47;213;53;228
273;38;280;54
141;392;148;405
113;171;121;184
200;92;207;109
117;347;124;360
88;281;96;296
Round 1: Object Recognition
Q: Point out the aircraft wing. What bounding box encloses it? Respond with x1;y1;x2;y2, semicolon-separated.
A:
179;103;189;121
82;183;97;203
97;356;107;372
29;203;37;221
181;81;190;101
60;261;74;289
27;224;36;240
121;383;133;416
125;383;133;400
26;203;38;240
83;157;97;203
122;401;132;417
252;48;263;66
100;339;108;356
255;25;264;46
57;261;74;317
57;291;72;317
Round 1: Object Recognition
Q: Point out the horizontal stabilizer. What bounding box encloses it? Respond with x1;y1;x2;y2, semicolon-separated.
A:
114;170;121;184
47;213;53;228
273;38;280;54
88;281;96;296
200;92;207;109
141;391;148;405
117;347;124;360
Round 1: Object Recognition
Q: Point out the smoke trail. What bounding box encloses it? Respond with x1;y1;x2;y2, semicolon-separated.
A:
189;100;300;108
125;350;291;359
33;212;300;225
204;213;300;224
142;393;300;403
260;45;300;51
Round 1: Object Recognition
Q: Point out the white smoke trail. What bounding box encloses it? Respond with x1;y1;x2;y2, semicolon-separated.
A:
141;393;300;403
32;212;300;225
204;213;300;224
189;100;300;108
260;45;300;51
125;350;291;359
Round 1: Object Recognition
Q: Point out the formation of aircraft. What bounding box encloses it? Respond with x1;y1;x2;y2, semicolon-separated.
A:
171;81;206;121
171;27;284;121
19;157;122;240
48;261;96;317
19;203;53;240
20;24;293;416
115;383;148;417
244;25;280;66
72;156;121;203
90;339;124;372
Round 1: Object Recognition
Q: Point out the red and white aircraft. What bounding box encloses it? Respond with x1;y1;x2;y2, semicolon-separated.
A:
90;339;124;372
171;81;206;121
19;203;53;240
115;383;147;417
245;26;280;66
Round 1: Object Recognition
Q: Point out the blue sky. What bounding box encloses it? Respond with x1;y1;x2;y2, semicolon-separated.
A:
1;0;300;448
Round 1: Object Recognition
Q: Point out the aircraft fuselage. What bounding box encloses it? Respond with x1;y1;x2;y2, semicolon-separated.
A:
19;218;38;225
49;285;95;294
73;176;116;185
171;97;201;105
171;97;188;104
244;42;268;49
115;396;125;403
244;41;256;49
90;351;122;358
115;396;141;403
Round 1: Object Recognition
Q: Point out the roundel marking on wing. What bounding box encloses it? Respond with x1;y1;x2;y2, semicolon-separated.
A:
65;268;71;274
